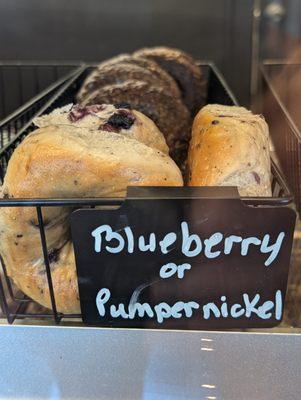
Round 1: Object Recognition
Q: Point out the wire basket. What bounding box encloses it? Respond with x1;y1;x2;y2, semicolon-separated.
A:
0;63;83;148
0;63;293;325
261;61;301;216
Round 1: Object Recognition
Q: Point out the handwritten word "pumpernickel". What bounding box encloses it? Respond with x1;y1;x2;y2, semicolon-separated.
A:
96;288;283;323
91;222;285;266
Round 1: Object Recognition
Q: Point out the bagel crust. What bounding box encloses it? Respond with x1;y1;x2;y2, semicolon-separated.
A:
0;117;183;313
188;104;271;196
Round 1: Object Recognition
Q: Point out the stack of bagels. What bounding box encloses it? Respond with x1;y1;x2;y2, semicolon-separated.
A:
0;46;271;313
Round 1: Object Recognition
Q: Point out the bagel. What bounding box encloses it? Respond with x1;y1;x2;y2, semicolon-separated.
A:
77;62;170;100
133;46;205;114
81;80;190;154
77;55;181;103
34;103;169;154
187;104;271;196
76;48;200;168
0;105;183;313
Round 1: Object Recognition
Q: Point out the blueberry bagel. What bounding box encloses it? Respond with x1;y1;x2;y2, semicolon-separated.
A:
0;105;182;313
188;104;271;196
34;103;169;154
81;80;190;156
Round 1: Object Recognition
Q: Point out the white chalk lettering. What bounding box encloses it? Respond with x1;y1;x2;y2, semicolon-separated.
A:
203;292;282;320
261;232;285;266
97;292;200;324
203;303;221;319
160;262;191;279
124;227;134;253
224;235;243;254
181;222;202;257
241;237;261;256
177;263;192;279
160;263;177;279
159;232;177;254
220;295;228;317
138;233;156;252
257;301;274;319
96;289;282;323
275;290;282;320
91;225;125;253
243;293;260;317
128;303;155;319
182;301;200;317
91;223;285;269
170;301;186;319
204;232;223;258
110;303;129;319
230;304;245;318
154;301;200;323
154;302;172;323
95;288;111;316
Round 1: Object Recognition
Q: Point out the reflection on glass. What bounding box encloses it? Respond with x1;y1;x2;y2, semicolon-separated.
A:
201;384;216;389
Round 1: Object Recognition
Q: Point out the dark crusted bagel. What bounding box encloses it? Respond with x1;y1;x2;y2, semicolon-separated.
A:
97;54;181;99
77;54;181;102
133;46;205;114
81;79;190;156
77;61;180;103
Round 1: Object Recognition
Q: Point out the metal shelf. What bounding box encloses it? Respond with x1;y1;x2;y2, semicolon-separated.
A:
0;324;300;399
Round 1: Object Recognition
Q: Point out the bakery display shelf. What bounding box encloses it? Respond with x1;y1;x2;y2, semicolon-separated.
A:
261;61;301;217
0;63;83;148
0;62;294;326
0;326;300;400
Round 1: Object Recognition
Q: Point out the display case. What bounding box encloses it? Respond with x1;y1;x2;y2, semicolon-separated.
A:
258;0;301;332
0;1;301;399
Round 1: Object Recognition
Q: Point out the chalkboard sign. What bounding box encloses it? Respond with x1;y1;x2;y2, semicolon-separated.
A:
71;187;296;329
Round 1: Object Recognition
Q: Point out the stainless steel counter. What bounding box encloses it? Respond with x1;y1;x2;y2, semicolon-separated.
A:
0;325;300;400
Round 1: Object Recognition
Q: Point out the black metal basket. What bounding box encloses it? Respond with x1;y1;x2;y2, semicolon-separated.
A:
260;61;301;217
0;63;293;325
0;63;83;148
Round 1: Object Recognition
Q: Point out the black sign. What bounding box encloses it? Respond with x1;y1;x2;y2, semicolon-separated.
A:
71;187;296;329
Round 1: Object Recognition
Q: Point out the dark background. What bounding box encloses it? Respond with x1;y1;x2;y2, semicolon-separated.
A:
0;0;253;105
